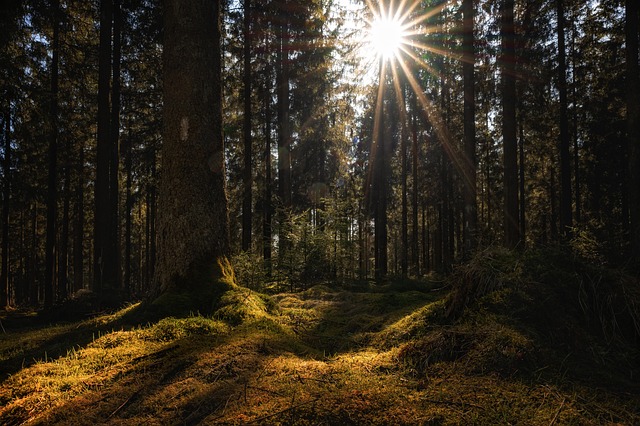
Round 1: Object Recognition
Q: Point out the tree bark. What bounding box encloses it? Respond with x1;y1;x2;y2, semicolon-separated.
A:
94;0;114;296
557;0;572;238
401;84;408;278
276;2;291;261
462;0;477;259
45;0;60;308
410;92;419;275
153;0;231;314
242;0;253;252
501;0;520;249
1;111;10;307
110;0;122;288
263;64;272;272
73;140;84;293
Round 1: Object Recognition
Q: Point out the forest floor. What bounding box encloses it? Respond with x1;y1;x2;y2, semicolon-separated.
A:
0;249;639;425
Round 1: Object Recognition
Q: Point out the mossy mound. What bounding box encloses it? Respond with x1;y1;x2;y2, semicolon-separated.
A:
395;247;640;385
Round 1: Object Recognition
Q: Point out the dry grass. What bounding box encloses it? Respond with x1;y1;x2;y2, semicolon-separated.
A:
0;253;638;425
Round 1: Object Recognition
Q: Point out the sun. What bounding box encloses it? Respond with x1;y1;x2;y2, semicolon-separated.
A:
369;15;406;61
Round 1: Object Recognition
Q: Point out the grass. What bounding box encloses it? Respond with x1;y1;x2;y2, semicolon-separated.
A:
0;249;639;424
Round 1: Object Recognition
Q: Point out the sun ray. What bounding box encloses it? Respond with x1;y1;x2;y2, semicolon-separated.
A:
351;0;476;196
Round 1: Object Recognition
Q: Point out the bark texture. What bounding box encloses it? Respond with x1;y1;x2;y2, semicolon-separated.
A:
153;0;230;314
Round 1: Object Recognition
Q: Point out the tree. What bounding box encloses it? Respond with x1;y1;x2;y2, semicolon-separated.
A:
94;0;117;299
44;0;61;308
152;0;231;314
557;0;572;237
627;0;640;263
242;0;253;252
501;0;520;249
462;0;477;258
1;110;9;308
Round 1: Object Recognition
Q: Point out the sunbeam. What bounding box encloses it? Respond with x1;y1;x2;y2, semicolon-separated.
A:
356;0;474;191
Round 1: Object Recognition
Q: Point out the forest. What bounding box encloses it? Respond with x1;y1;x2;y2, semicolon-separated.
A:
0;0;639;424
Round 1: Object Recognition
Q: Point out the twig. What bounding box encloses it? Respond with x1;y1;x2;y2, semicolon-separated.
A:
108;392;137;419
0;319;5;334
549;398;565;426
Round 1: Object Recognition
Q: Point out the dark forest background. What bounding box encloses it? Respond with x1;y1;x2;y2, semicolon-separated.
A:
0;0;639;309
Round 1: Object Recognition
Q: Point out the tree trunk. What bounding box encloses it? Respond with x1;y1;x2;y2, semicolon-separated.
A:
45;0;60;308
401;84;408;278
73;140;84;293
411;93;419;275
501;0;520;249
557;0;572;238
58;151;70;301
276;2;291;260
153;0;231;315
242;0;253;252
110;0;122;289
374;62;388;280
626;0;640;262
263;64;272;272
124;130;132;296
519;121;526;243
94;0;114;297
462;0;477;259
1;110;10;307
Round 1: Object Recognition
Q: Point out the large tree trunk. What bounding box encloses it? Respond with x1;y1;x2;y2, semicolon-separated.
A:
153;0;231;315
557;0;572;238
462;0;477;259
627;0;640;263
501;0;520;249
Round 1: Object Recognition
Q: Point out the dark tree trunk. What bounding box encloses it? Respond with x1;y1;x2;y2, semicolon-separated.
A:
276;2;291;261
110;0;122;289
557;0;572;238
242;0;253;252
94;0;114;296
58;152;70;301
373;62;388;280
411;93;419;275
626;0;640;262
1;111;10;307
462;0;477;259
501;0;520;249
401;84;408;278
124;131;132;296
263;65;272;271
45;0;60;308
519;121;526;243
153;0;231;314
73;140;84;293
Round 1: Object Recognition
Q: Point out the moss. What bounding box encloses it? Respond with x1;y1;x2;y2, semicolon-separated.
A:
148;256;237;318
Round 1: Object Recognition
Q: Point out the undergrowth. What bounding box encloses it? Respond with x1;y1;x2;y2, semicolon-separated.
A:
0;247;638;425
